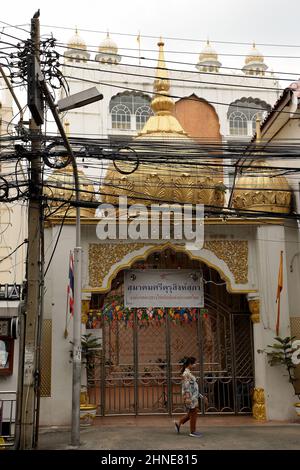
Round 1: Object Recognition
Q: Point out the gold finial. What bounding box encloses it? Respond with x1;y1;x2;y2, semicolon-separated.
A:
256;115;261;142
64;120;70;137
151;38;174;115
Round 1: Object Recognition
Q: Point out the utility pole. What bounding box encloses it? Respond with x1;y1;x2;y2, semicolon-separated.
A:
18;10;43;449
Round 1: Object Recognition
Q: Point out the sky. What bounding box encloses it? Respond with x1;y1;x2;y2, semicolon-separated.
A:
2;0;300;79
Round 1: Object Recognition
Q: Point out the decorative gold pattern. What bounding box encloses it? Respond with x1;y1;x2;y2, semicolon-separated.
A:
81;300;90;324
89;243;151;288
233;161;291;214
248;299;260;323
89;240;248;289
174;174;194;203
44;165;96;218
252;387;266;421
102;168;224;207
40;319;52;397
145;174;166;200
204;240;248;284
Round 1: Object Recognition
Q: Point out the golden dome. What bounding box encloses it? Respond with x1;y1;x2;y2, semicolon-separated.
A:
102;39;224;207
98;32;118;54
44;165;96;218
67;28;87;51
103;167;224;207
233;161;291;214
245;43;264;65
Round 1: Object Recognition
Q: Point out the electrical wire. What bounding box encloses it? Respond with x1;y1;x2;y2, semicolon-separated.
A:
0;20;30;34
58;41;300;61
61;61;283;92
44;204;71;277
63;73;295;115
39;23;300;50
0;238;28;264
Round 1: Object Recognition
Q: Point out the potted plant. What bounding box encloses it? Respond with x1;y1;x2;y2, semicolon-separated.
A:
71;333;102;425
262;336;300;416
81;333;102;386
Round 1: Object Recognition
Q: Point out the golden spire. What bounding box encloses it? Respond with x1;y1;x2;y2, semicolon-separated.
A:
137;39;187;137
151;38;174;115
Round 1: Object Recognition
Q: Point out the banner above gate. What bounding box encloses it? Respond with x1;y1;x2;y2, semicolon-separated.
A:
124;269;204;308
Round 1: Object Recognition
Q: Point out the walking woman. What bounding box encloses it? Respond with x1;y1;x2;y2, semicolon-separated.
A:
174;357;203;437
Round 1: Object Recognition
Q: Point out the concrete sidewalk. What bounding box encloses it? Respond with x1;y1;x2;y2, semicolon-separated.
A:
38;416;300;450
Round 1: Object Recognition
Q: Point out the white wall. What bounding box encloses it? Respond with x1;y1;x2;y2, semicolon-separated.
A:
60;59;279;141
40;224;76;426
255;224;296;420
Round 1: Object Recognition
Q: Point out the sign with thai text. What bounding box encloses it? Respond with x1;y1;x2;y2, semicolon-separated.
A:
124;269;204;308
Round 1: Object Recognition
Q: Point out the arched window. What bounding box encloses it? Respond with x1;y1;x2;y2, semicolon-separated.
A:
111;104;131;130
109;92;152;131
136;105;153;130
227;98;271;136
229;111;248;136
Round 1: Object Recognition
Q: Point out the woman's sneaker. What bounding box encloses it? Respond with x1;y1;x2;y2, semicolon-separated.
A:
189;431;203;437
174;421;180;434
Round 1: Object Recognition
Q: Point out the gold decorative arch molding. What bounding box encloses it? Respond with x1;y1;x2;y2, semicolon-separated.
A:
87;240;254;294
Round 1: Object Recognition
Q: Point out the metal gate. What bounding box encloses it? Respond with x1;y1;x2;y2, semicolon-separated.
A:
90;294;254;416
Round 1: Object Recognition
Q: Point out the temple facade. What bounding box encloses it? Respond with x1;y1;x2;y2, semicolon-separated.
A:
38;36;299;425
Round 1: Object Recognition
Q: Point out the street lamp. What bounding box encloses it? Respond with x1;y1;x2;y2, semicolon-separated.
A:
40;82;103;446
57;87;103;112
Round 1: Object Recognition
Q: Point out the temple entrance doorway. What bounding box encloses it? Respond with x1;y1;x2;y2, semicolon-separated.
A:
87;248;253;416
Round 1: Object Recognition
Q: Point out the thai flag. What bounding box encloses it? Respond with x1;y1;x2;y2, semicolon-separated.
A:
68;251;74;316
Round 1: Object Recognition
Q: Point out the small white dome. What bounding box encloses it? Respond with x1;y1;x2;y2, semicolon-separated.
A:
67;28;87;51
98;32;118;54
96;32;121;64
196;40;221;71
245;43;264;65
199;40;218;62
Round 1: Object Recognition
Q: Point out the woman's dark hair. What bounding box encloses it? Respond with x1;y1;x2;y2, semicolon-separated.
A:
180;356;196;374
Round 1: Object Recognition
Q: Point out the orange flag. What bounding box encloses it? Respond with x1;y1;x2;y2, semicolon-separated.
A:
137;31;141;65
275;250;283;336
